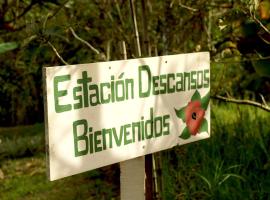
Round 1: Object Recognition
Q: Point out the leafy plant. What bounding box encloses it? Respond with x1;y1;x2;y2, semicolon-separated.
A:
196;162;245;198
0;42;18;54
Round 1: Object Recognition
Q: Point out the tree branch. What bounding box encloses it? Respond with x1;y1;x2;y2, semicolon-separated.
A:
105;10;130;43
69;27;100;55
253;15;270;35
47;0;70;20
212;95;270;112
5;0;38;23
115;0;124;27
106;40;111;61
259;34;270;45
129;0;142;57
47;41;69;65
250;7;270;35
259;94;268;107
178;1;198;12
206;3;233;9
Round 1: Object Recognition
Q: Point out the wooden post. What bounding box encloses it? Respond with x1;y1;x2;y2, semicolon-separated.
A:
120;157;145;200
145;154;153;200
120;41;145;200
140;1;154;199
141;0;151;56
121;1;154;199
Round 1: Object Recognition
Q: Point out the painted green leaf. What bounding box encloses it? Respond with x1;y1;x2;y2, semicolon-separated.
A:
179;127;191;139
201;91;210;110
199;119;208;133
191;90;201;101
175;107;186;122
119;72;125;79
0;42;18;54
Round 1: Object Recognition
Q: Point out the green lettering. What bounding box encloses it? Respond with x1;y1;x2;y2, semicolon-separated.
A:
167;73;175;93
73;119;88;157
89;84;100;106
54;75;71;113
73;86;83;109
154;116;163;137
112;127;123;147
100;83;111;104
89;127;94;154
159;74;167;94
124;124;132;145
102;128;112;150
184;72;190;91
125;79;134;100
204;69;210;88
140;117;145;140
111;76;115;102
145;108;154;139
152;76;159;95
163;115;170;135
197;70;203;89
94;131;102;152
77;71;91;108
139;65;151;98
176;73;184;91
191;71;197;89
115;80;125;101
132;122;141;142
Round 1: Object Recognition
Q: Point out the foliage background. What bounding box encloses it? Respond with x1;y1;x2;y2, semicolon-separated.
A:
1;0;269;126
0;0;270;199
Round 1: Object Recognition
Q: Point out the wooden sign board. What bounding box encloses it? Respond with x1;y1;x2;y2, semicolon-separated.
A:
43;52;210;181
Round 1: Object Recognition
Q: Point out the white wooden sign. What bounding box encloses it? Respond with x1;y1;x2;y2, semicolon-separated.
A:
43;52;210;181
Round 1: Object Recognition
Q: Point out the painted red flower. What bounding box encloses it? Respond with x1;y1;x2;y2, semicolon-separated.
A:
185;101;205;135
175;90;210;139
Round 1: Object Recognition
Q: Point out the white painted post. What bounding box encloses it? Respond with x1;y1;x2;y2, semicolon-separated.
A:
120;157;145;200
119;41;145;200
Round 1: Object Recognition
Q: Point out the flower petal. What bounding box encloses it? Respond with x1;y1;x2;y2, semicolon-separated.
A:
186;108;205;135
185;101;201;124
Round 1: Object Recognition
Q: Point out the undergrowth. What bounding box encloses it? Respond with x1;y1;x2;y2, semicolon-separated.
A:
162;102;270;200
0;103;269;199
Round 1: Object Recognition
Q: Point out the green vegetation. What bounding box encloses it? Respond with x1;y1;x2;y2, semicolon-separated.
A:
1;0;270;199
0;125;119;200
162;103;270;199
0;124;44;159
1;0;270;126
0;156;119;200
0;103;269;199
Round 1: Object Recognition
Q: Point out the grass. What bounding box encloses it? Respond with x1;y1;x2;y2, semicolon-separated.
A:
0;124;45;159
0;124;119;200
162;102;270;199
0;155;119;200
0;103;270;199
